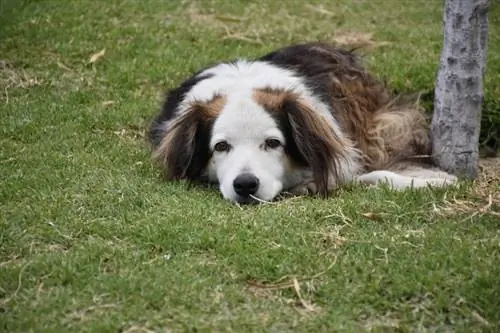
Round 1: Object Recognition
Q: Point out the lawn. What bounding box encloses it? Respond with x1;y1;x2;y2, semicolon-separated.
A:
1;1;499;332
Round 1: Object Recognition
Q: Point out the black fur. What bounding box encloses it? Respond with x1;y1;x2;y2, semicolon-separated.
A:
265;97;340;196
260;42;360;111
149;43;355;149
148;72;214;148
268;104;309;167
162;107;214;181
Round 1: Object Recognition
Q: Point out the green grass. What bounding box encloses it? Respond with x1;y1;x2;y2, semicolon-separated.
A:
1;1;499;332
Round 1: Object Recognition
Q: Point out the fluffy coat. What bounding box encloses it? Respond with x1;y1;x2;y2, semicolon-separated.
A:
148;42;456;203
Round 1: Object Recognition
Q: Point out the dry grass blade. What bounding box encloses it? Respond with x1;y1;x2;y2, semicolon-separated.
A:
102;100;116;107
0;254;21;267
304;4;336;17
57;61;73;71
122;325;159;333
221;26;263;45
246;259;337;290
46;221;74;240
246;278;294;290
64;303;120;323
249;194;276;205
332;32;391;48
292;278;315;311
1;263;31;306
471;310;491;327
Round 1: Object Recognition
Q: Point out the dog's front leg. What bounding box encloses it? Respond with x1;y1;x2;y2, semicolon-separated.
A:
283;169;318;196
286;181;318;196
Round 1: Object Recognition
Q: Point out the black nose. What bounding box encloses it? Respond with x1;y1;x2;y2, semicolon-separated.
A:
233;173;260;197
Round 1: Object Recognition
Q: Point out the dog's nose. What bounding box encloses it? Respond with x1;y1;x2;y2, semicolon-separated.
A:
233;173;260;197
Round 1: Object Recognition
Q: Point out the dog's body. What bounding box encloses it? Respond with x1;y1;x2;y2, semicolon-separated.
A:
148;42;456;203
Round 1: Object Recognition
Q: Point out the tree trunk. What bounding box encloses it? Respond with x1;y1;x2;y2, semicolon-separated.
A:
431;0;490;179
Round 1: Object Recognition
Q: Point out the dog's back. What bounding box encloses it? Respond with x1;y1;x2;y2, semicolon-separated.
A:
260;42;432;172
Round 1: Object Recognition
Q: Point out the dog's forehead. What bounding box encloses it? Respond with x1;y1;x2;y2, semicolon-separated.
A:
211;95;282;143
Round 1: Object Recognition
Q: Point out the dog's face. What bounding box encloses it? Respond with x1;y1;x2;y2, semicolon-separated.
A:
153;87;349;204
207;96;292;203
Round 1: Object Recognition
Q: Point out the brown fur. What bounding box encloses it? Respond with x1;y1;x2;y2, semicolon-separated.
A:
153;95;226;180
296;43;431;172
259;42;432;177
252;88;290;110
149;42;437;198
191;95;227;120
330;72;431;171
253;88;349;195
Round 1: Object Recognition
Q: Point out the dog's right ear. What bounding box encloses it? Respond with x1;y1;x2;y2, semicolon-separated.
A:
280;96;349;196
254;88;350;196
151;96;224;181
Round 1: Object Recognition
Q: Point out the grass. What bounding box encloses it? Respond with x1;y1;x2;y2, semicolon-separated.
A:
1;0;499;332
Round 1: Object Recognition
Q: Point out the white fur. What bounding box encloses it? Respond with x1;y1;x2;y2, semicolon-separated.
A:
207;96;289;202
183;60;361;202
186;61;352;146
356;169;457;189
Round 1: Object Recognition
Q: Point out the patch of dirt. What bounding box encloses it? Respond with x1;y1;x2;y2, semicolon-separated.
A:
436;157;500;218
0;60;43;102
359;315;401;332
63;294;121;324
245;265;339;316
113;124;146;143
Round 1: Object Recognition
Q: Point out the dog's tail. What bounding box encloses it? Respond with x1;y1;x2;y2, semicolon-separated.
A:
365;96;432;170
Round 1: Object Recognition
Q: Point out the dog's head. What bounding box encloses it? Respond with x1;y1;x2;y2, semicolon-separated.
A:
152;86;351;204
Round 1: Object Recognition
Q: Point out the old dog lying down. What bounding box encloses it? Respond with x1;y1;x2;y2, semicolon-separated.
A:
148;42;456;204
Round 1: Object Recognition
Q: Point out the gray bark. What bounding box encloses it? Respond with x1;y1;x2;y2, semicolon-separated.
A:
431;0;490;179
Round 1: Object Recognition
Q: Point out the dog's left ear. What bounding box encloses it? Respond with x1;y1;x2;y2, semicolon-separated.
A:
280;96;348;196
151;102;215;181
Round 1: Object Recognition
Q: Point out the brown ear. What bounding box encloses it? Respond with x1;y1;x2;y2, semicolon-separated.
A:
152;98;223;181
280;96;348;196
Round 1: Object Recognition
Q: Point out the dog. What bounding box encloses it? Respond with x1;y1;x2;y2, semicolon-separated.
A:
148;42;457;204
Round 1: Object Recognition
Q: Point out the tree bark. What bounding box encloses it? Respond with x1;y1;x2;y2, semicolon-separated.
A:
431;0;490;179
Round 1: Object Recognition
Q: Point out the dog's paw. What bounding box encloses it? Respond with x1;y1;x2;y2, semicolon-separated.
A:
420;176;457;188
356;170;458;190
441;173;458;183
286;181;318;196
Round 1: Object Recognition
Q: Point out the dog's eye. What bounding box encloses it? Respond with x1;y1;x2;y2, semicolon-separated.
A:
265;138;281;149
214;141;231;152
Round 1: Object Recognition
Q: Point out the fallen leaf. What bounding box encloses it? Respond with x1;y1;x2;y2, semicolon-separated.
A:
361;212;380;220
57;61;72;71
102;100;115;107
89;49;106;64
